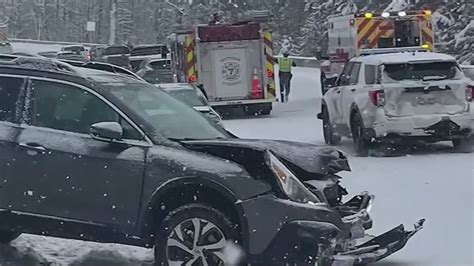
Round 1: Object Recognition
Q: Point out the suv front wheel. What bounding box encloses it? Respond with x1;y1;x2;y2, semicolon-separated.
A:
321;106;341;145
0;230;21;244
351;114;370;157
155;203;239;266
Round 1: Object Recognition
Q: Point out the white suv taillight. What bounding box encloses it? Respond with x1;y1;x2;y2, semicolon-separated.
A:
466;85;473;102
369;90;385;107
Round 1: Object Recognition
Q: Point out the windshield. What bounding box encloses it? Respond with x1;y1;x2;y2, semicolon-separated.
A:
462;67;474;80
167;89;208;107
106;83;226;140
383;62;461;82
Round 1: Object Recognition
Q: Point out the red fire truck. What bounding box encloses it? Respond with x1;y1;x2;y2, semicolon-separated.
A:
170;15;276;116
321;10;435;90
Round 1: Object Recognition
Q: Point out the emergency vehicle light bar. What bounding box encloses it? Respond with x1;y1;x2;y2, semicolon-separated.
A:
359;46;428;56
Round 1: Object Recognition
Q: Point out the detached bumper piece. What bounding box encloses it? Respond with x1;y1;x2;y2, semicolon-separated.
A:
424;120;467;138
331;219;425;265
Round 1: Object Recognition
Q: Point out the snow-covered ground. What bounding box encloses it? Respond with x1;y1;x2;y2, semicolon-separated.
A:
1;55;473;265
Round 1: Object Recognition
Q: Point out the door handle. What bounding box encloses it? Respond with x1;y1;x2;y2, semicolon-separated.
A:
336;90;341;94
18;142;47;153
351;88;356;92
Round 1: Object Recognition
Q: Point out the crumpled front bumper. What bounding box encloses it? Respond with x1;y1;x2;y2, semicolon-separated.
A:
320;193;425;265
328;219;425;265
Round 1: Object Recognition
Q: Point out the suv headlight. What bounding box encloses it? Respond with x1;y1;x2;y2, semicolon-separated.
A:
267;151;322;204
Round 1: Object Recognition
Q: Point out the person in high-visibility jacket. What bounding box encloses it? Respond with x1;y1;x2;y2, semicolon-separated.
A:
278;52;296;102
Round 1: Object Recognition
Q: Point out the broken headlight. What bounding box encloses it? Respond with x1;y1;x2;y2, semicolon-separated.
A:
267;151;322;204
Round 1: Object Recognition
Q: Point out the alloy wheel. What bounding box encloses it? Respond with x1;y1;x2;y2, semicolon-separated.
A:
166;218;227;266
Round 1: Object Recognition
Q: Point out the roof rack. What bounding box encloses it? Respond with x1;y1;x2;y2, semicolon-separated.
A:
359;46;428;56
0;56;79;75
59;60;144;81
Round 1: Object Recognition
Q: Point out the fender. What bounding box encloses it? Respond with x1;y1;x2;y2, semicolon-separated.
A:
137;175;253;247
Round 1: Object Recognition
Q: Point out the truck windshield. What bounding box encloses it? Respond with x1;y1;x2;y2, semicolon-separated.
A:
383;62;461;82
106;83;227;141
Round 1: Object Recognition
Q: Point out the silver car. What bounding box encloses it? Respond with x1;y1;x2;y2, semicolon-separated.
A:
158;83;223;126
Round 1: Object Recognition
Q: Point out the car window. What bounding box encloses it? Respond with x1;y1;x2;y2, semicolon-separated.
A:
338;62;353;86
383;62;461;82
0;76;24;123
167;89;208;107
348;62;361;85
106;83;227;141
29;80;142;140
365;64;377;85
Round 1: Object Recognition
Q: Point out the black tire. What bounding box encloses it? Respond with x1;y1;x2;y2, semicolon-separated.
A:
321;106;341;145
0;230;20;244
154;203;240;266
351;114;369;157
452;137;472;153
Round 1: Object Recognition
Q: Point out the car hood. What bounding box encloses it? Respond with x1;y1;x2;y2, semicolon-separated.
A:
181;139;351;176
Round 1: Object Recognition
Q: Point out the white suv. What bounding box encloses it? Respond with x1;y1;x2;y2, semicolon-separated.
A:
318;52;473;156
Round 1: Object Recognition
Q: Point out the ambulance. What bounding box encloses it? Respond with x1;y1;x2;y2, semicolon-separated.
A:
170;12;276;116
322;9;435;89
0;24;12;54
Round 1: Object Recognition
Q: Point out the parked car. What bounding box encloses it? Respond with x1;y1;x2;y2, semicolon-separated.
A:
318;52;472;155
61;45;88;58
130;44;169;60
89;45;107;61
0;56;424;265
96;45;132;70
159;83;223;126
136;58;174;84
0;42;12;54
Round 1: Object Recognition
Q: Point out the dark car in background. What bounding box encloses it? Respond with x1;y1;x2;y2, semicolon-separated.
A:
136;58;174;84
96;45;132;70
130;44;169;59
159;83;223;126
0;56;424;265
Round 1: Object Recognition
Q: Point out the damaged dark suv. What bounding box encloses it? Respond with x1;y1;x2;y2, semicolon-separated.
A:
0;57;424;265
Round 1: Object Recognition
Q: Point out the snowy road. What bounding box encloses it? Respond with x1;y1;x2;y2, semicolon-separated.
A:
2;64;473;265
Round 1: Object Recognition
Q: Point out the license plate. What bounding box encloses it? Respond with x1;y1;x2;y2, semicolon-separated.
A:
416;95;436;105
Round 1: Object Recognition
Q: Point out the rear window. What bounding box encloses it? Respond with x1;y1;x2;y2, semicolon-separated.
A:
104;46;131;55
365;65;377;84
383;62;461;82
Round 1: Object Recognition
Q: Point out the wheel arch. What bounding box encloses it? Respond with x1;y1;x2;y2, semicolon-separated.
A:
138;176;248;247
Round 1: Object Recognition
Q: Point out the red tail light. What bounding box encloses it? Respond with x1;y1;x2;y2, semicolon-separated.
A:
466;85;474;102
369;90;385;107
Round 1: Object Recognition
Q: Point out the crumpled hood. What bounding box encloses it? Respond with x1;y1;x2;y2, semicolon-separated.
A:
181;139;351;175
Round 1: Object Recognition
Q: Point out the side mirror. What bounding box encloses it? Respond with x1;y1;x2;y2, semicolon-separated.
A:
90;122;123;142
